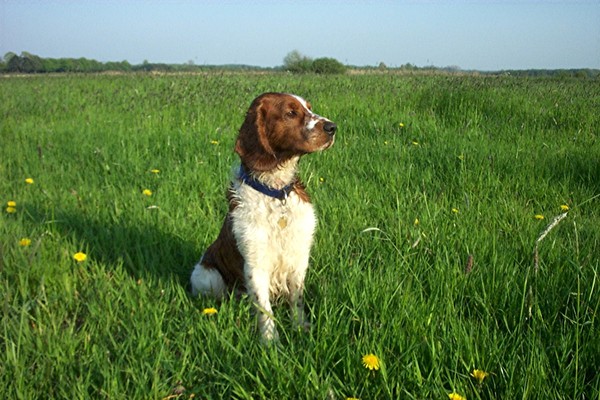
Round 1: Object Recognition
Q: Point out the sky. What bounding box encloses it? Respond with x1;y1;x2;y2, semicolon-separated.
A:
1;0;599;71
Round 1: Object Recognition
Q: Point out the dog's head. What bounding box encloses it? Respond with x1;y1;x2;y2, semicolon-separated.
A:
235;93;336;172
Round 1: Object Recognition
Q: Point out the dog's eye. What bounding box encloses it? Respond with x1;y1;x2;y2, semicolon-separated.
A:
286;110;297;118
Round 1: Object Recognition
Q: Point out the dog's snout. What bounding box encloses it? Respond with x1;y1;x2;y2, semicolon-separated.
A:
324;121;337;136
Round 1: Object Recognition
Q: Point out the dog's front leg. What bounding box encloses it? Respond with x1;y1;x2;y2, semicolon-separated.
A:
245;266;278;341
288;266;310;332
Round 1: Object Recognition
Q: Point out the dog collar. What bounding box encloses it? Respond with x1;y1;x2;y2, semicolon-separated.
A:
238;165;294;201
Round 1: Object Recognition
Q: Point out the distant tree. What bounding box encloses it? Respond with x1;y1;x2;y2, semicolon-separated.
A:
283;50;313;73
311;57;346;74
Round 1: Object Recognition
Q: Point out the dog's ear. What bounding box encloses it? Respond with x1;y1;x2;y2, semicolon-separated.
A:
235;95;279;171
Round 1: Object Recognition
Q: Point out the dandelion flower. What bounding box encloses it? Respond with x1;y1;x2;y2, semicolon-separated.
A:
73;252;87;262
362;353;380;371
6;204;17;213
471;369;489;384
210;140;219;145
202;307;218;315
6;201;17;213
399;122;405;128
19;238;32;247
534;214;544;220
414;218;420;226
448;392;466;400
142;189;152;196
151;169;160;174
560;204;569;212
25;178;34;184
452;208;459;214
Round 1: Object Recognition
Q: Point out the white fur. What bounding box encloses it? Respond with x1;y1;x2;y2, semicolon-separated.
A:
190;263;227;298
191;161;316;340
230;164;315;340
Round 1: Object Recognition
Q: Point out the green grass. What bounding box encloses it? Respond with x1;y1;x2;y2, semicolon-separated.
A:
1;72;599;399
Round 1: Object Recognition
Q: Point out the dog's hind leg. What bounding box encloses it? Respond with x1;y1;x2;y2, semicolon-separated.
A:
190;262;226;299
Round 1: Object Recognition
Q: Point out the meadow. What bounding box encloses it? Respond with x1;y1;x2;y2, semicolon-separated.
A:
1;71;599;399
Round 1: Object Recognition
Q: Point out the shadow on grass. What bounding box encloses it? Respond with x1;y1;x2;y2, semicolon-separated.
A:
25;204;203;288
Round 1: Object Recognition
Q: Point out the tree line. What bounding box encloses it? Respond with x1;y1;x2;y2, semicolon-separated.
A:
2;51;598;78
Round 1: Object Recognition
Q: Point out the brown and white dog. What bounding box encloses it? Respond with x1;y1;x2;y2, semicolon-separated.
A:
190;92;336;341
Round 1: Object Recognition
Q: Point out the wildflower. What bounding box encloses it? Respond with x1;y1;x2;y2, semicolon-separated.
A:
560;204;569;212
471;369;489;384
6;201;16;213
412;141;420;146
452;208;459;214
19;238;32;247
399;122;405;128
210;140;219;145
202;307;218;316
25;178;34;184
142;189;152;196
448;392;466;400
414;218;420;226
534;214;544;220
151;169;160;174
73;252;87;262
361;353;380;371
319;177;325;183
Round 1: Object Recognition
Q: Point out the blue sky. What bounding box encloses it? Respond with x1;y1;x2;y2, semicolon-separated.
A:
1;0;599;71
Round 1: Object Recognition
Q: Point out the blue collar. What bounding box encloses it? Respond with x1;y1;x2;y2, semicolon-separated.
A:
238;165;294;201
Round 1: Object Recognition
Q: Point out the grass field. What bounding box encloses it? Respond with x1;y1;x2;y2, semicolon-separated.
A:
1;72;599;399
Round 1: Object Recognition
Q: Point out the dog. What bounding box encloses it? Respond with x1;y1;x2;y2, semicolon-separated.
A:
190;92;336;341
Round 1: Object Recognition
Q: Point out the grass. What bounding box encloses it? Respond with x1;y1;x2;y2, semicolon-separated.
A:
1;72;599;399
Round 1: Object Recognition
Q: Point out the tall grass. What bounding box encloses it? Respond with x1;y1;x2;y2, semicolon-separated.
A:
1;72;599;398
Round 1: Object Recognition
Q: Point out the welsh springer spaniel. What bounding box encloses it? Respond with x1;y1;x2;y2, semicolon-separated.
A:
190;92;337;341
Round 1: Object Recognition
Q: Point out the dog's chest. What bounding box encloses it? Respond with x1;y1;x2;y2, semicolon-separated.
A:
231;185;317;258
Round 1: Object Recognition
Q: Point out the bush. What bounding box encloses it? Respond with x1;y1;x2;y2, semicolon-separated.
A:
311;57;346;74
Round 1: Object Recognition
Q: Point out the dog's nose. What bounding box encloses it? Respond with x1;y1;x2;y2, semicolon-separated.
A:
324;121;337;136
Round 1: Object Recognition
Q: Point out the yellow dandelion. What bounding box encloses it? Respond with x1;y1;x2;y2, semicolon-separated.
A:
534;214;544;220
210;140;219;145
73;252;87;262
448;392;466;400
414;218;420;226
452;208;459;214
142;189;152;196
471;369;489;384
361;353;380;371
319;177;325;183
25;178;34;184
202;307;218;316
7;201;16;207
560;204;569;212
151;169;160;174
6;204;17;213
399;122;405;128
19;238;32;247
